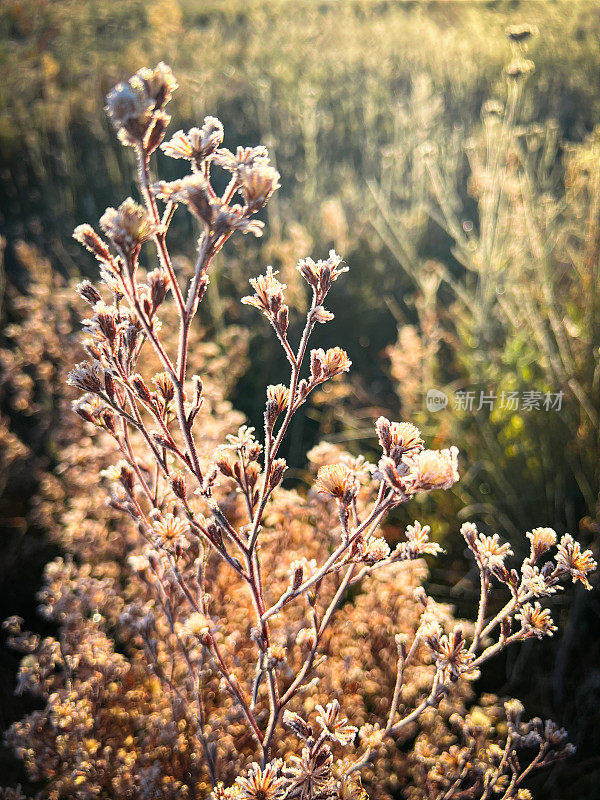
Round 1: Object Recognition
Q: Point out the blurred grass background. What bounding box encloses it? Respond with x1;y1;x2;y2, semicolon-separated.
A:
1;0;600;797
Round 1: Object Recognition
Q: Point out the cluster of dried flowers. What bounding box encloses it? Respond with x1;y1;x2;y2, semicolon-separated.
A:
2;62;596;800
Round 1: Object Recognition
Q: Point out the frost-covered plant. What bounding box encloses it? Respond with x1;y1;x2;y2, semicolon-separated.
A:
373;28;600;537
3;62;596;800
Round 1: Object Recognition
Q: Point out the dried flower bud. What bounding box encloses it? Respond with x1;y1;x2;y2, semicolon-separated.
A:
460;522;478;548
116;464;135;494
152;372;175;402
245;461;261;489
72;399;96;424
310;349;324;381
376;416;392;453
99;408;117;434
171;472;187;501
147;269;169;311
144;111;171;154
282;710;312;740
104;372;116;402
73;225;113;263
215;450;235;478
131;374;153;405
312;305;334;324
276;305;289;334
269;458;287;489
67;361;103;394
265;384;290;426
76;279;103;306
290;561;304;590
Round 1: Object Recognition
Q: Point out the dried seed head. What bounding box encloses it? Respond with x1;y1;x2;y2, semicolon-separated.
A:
310;347;351;382
361;537;391;565
133;62;178;111
242;267;286;316
214;144;270;173
555;533;596;589
282;710;312;740
314;463;358;505
405;447;460;492
147;269;169;311
401;520;443;558
296;250;348;300
105;80;154;144
213;204;265;238
152;513;189;550
99;198;159;257
152;175;216;227
377;416;423;459
162;118;224;166
312;306;334;324
315;700;357;746
526;527;557;561
237;160;280;212
475;533;513;572
183;611;211;637
427;627;474;682
516;602;557;639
